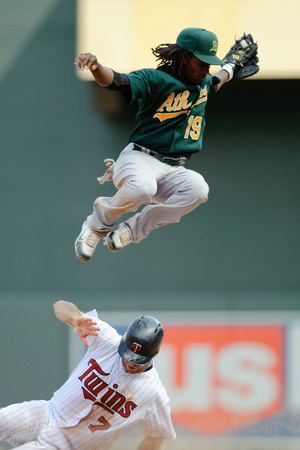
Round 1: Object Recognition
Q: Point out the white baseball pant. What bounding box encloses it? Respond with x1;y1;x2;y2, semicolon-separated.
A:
0;400;53;449
87;143;209;242
0;401;121;449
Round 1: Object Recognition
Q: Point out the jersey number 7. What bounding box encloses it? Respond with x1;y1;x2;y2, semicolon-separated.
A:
89;416;111;432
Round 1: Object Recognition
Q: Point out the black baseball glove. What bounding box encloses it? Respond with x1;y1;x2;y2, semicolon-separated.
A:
222;33;260;82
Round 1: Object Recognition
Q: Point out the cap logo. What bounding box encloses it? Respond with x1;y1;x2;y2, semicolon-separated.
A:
210;40;218;53
132;342;142;352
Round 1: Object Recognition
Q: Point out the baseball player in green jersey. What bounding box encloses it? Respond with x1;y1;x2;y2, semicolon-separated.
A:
74;28;259;262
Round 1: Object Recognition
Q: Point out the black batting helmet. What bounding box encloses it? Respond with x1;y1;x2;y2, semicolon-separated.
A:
118;315;164;365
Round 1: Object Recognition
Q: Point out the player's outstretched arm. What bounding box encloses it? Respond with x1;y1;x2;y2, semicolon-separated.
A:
74;52;114;87
53;300;84;327
53;300;100;348
137;436;164;450
211;68;230;92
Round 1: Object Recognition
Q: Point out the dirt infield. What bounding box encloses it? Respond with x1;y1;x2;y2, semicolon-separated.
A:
2;432;300;449
109;425;300;450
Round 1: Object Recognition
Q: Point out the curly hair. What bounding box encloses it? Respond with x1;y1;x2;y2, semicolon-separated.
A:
151;43;191;78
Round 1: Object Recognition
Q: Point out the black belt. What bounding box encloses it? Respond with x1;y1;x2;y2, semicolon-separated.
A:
132;144;186;166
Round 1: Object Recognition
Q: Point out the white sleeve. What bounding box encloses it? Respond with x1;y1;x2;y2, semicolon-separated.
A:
83;310;121;351
142;403;176;440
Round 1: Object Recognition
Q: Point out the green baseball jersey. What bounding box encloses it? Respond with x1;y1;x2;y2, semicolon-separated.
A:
126;68;219;156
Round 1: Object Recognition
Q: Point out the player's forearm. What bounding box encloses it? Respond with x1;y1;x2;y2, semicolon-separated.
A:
53;300;83;328
137;436;164;450
74;53;114;87
91;64;114;87
213;68;230;92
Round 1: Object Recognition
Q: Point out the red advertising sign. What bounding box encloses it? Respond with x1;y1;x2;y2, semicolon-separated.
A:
160;325;284;434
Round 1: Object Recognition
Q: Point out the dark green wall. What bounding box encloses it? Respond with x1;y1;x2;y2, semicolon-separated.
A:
0;0;299;408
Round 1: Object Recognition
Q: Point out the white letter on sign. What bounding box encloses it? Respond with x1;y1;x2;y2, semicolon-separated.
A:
157;344;213;410
217;342;279;414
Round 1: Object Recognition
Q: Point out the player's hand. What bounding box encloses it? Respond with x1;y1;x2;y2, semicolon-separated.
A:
75;317;100;347
74;52;98;71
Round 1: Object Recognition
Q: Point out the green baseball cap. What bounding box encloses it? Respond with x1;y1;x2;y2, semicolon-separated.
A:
176;28;224;66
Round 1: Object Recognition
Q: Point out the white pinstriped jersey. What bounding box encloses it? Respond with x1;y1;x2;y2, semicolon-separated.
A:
47;310;176;448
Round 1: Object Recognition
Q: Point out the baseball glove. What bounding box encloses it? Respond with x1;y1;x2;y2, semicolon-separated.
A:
222;33;259;82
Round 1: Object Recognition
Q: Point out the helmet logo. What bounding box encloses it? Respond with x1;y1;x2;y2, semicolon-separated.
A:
210;40;218;53
132;342;142;352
